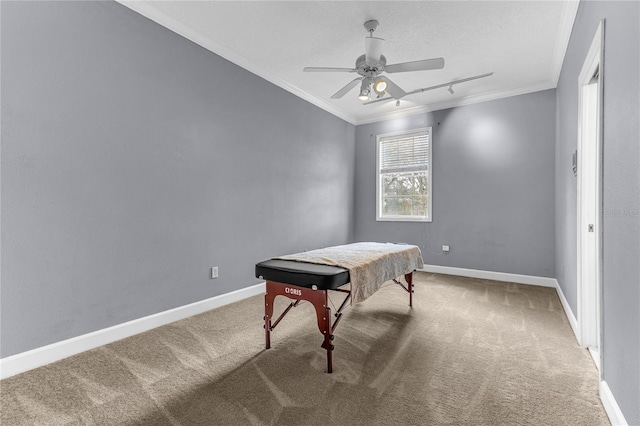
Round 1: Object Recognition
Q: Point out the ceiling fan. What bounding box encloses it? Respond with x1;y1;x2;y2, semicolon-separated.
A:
303;20;445;101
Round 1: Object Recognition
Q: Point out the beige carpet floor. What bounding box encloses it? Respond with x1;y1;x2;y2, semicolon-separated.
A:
1;272;609;425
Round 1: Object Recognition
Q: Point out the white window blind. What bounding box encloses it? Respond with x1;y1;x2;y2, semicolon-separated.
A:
379;132;430;174
376;128;432;222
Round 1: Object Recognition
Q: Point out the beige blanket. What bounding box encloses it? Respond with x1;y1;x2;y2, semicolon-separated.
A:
275;242;424;303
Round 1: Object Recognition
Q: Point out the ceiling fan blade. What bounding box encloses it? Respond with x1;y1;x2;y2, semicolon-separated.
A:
303;67;356;73
330;77;363;99
385;58;445;73
378;76;406;99
365;37;384;66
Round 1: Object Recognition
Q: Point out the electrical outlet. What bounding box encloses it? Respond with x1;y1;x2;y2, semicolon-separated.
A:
442;245;450;253
211;266;219;279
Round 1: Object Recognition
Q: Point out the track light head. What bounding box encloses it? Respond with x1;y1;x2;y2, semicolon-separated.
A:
373;78;387;95
358;79;372;101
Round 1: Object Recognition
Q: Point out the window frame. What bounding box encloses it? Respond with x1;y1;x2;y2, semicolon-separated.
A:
375;127;433;222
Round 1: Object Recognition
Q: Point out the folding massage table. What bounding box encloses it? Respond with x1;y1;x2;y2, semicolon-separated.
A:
255;242;424;373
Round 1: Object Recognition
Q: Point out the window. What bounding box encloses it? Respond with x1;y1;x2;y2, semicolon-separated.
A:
376;128;432;222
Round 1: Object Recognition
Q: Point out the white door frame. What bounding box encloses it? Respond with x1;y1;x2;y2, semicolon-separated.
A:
576;20;604;374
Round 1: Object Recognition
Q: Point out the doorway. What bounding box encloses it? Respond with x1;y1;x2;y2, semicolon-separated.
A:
577;20;604;373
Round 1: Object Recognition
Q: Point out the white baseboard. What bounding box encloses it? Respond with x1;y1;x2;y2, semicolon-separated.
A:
600;381;629;425
0;282;266;380
418;265;557;288
552;278;580;342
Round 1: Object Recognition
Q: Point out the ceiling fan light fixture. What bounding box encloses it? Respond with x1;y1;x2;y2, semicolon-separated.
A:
358;79;372;100
373;78;387;95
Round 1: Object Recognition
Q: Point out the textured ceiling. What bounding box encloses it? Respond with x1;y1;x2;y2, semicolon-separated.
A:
119;1;579;125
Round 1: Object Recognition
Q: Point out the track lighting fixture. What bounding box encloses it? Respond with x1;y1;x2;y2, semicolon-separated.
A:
363;72;494;106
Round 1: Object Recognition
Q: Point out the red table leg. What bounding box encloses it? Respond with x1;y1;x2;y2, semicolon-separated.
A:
265;290;274;349
405;272;413;307
264;281;335;373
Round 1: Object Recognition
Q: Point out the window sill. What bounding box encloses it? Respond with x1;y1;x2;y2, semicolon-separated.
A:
376;216;432;223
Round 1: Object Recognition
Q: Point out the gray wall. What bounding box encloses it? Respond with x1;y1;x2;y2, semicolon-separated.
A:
1;1;355;358
555;1;640;423
354;90;556;278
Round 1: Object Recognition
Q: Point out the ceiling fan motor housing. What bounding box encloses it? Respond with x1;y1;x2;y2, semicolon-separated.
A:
356;54;386;76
